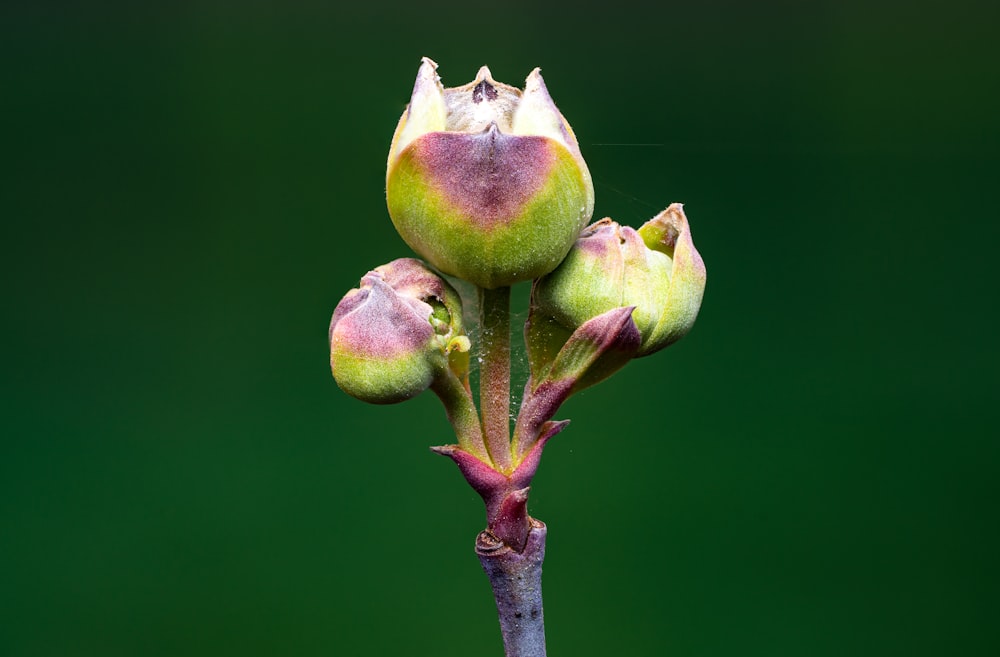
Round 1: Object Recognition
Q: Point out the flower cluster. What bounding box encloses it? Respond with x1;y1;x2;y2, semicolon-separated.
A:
329;57;706;551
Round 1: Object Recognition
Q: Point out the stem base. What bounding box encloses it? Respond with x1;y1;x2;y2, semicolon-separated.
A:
477;519;547;657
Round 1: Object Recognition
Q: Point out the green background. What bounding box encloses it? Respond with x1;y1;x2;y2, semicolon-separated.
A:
3;1;997;655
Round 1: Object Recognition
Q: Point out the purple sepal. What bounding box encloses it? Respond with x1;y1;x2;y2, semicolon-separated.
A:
429;444;506;501
512;420;568;482
513;307;639;457
509;422;563;489
431;424;564;552
492;488;531;552
512;378;573;459
548;305;640;387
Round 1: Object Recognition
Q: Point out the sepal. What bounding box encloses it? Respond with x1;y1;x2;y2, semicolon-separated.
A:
431;422;566;552
546;305;641;388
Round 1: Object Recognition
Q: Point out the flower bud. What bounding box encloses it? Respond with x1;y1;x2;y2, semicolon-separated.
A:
532;204;706;356
386;57;594;289
329;258;469;404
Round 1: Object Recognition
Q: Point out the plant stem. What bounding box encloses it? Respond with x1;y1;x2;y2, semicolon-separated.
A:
431;372;489;463
478;286;512;472
478;520;548;657
478;286;548;655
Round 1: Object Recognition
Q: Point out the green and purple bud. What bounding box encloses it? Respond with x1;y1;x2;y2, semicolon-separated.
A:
329;258;470;404
386;57;595;289
532;204;707;356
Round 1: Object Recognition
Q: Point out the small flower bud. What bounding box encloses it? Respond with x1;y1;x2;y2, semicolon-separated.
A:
532;204;706;356
386;57;594;289
329;258;468;404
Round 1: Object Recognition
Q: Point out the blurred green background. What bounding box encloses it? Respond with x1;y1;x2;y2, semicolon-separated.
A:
2;1;998;655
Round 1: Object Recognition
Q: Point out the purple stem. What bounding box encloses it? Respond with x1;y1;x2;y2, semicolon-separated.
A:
477;520;548;657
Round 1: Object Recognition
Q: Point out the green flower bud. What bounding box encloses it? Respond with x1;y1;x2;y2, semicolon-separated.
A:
386;57;595;289
330;258;469;404
532;204;706;356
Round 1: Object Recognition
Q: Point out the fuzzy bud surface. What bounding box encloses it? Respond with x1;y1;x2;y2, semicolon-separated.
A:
330;258;468;403
533;204;706;356
386;57;594;289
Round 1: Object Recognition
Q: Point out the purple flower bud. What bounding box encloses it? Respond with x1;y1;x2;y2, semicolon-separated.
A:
330;258;469;404
386;58;594;289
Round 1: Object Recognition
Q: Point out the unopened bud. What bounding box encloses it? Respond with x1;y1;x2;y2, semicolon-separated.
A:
533;204;706;356
386;58;594;289
329;258;468;403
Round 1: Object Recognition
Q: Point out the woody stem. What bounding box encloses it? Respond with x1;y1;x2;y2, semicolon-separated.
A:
478;520;548;657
